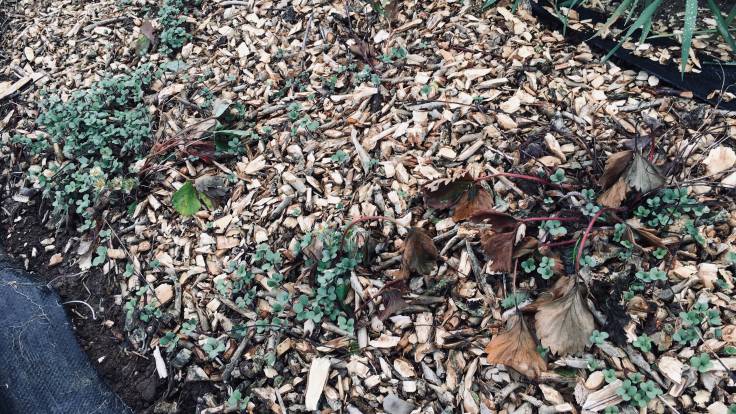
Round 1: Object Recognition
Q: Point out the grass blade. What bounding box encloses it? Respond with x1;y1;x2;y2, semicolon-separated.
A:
596;0;634;36
706;0;736;53
638;7;654;43
726;4;736;26
480;0;499;12
511;0;522;14
603;0;663;62
681;0;698;77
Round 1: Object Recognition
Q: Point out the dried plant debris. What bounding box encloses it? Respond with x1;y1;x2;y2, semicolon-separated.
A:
401;227;439;277
2;0;736;412
535;278;596;355
486;314;547;379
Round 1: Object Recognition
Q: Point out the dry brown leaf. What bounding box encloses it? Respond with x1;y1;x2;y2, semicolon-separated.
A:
423;172;475;210
378;288;408;321
625;153;664;193
626;219;668;248
470;209;519;232
597;177;628;208
512;237;539;259
401;228;439;276
598;150;633;188
480;228;516;273
194;175;228;199
485;315;546;379
534;278;595;355
452;186;493;222
141;20;156;44
525;276;571;312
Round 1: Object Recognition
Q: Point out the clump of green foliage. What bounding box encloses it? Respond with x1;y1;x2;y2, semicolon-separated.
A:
673;300;721;346
158;0;191;55
616;372;662;409
20;65;155;232
294;228;359;334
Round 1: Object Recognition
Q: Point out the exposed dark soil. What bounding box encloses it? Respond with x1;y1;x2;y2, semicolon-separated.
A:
0;199;214;413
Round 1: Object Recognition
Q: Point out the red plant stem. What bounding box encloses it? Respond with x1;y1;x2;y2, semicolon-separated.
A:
520;216;581;223
475;172;576;190
575;207;624;274
540;239;578;248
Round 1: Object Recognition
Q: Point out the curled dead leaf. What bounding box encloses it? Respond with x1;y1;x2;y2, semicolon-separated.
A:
625;153;664;193
470;209;519;232
534;278;595;355
598;150;633;188
597;177;628;208
194;175;229;199
526;275;572;312
512;237;539;259
452;186;494;222
423;172;475;210
378;288;408;321
401;228;439;277
485;315;546;379
480;229;516;273
626;219;667;248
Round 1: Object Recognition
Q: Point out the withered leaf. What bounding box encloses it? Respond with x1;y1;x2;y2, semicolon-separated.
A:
303;232;324;263
452;186;493;222
534;278;595;355
625;153;665;193
598;150;634;188
141;20;156;44
401;228;439;276
525;276;571;312
378;288;408;321
597;177;628;208
480;228;516;273
626;219;667;248
486;315;546;379
194;175;229;199
512;236;538;259
423;173;475;210
470;209;519;232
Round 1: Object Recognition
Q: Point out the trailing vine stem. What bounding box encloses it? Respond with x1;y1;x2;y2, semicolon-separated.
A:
475;172;577;190
574;207;626;275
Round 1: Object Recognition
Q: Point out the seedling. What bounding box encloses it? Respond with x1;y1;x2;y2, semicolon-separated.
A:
590;330;609;346
689;353;712;372
633;334;653;352
635;267;666;283
203;337;226;359
536;256;555;279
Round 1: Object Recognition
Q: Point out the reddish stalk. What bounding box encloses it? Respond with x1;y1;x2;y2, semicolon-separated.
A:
540;239;578;249
575;207;624;274
475;172;576;190
520;216;581;224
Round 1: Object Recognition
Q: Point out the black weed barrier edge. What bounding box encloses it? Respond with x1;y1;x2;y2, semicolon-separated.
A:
530;0;736;111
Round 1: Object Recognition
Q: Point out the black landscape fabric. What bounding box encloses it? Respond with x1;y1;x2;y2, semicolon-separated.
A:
0;255;132;414
531;0;736;111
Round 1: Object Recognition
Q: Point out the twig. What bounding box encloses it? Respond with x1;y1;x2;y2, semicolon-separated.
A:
275;387;288;414
222;334;250;383
619;99;665;112
219;296;252;319
83;16;131;31
218;0;250;6
62;300;97;320
465;239;494;304
350;129;373;174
